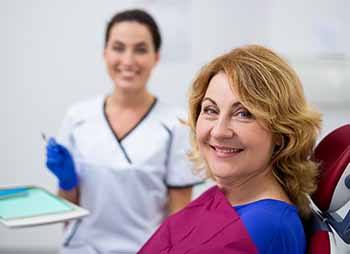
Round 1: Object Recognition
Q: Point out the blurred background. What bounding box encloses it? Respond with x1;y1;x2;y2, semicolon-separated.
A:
0;0;349;253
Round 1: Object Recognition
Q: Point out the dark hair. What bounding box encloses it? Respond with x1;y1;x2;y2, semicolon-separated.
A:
105;9;162;52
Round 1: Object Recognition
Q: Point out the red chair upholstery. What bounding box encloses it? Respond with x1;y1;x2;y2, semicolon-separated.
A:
308;230;331;254
308;124;350;254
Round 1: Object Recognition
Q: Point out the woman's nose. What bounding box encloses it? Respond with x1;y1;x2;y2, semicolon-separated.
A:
210;118;234;139
121;50;135;65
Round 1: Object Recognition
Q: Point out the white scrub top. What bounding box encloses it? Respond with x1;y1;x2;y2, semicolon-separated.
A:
57;96;202;254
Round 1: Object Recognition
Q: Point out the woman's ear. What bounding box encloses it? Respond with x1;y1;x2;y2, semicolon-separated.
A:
272;134;284;157
274;134;283;146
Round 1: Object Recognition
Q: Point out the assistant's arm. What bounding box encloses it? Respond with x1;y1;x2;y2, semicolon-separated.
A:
58;187;79;204
167;187;192;215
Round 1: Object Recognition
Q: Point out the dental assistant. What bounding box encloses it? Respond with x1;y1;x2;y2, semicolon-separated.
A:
45;9;201;254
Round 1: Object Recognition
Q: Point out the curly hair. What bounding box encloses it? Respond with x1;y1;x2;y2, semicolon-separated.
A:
188;45;322;218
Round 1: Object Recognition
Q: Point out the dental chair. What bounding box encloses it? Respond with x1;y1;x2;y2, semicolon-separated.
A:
308;124;350;254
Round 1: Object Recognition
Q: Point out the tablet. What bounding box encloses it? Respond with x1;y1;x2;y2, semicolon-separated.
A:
0;186;89;228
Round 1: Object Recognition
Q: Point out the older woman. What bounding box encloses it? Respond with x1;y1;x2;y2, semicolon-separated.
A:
138;45;322;254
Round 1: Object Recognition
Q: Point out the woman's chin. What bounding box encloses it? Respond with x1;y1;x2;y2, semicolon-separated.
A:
212;172;238;185
114;83;145;93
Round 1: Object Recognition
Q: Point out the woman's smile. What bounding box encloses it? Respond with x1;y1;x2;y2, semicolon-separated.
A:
209;144;244;158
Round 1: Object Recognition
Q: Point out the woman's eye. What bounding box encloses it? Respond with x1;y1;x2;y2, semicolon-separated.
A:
202;106;217;115
236;110;253;119
135;47;148;54
112;46;124;52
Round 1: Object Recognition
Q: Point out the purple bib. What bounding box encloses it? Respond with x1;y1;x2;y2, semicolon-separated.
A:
138;186;258;254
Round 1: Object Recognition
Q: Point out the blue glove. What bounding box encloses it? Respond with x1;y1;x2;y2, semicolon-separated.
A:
46;138;78;190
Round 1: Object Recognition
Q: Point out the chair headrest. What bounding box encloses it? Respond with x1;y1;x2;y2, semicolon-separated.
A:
312;124;350;212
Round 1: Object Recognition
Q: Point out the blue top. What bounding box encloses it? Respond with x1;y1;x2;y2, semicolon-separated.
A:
234;199;306;254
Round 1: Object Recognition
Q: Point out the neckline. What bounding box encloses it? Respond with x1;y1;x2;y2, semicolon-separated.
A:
102;96;158;164
103;96;158;142
233;198;297;210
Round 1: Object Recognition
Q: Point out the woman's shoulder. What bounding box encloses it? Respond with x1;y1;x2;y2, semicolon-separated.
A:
67;96;104;113
154;99;186;116
235;199;306;253
236;199;303;231
65;96;105;120
154;99;187;127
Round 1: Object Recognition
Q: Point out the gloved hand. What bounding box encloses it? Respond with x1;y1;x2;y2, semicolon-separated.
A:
46;138;78;190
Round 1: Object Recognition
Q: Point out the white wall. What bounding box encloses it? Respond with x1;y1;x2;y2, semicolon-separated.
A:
0;0;349;252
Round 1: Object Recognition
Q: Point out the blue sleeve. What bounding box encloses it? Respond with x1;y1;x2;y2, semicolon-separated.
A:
235;200;306;254
266;213;306;254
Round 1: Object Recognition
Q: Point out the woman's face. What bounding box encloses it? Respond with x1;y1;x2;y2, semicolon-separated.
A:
104;21;159;93
196;72;275;186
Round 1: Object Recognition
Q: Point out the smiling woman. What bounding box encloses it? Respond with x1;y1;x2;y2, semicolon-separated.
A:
138;45;322;254
44;9;201;254
195;72;278;192
104;21;159;95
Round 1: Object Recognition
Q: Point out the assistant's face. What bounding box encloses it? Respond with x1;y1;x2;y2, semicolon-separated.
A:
195;72;275;186
104;21;159;93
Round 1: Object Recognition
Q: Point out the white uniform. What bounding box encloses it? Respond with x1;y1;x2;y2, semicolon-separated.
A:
57;96;202;254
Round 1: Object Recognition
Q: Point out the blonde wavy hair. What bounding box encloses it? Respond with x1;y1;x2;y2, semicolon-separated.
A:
188;45;322;218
